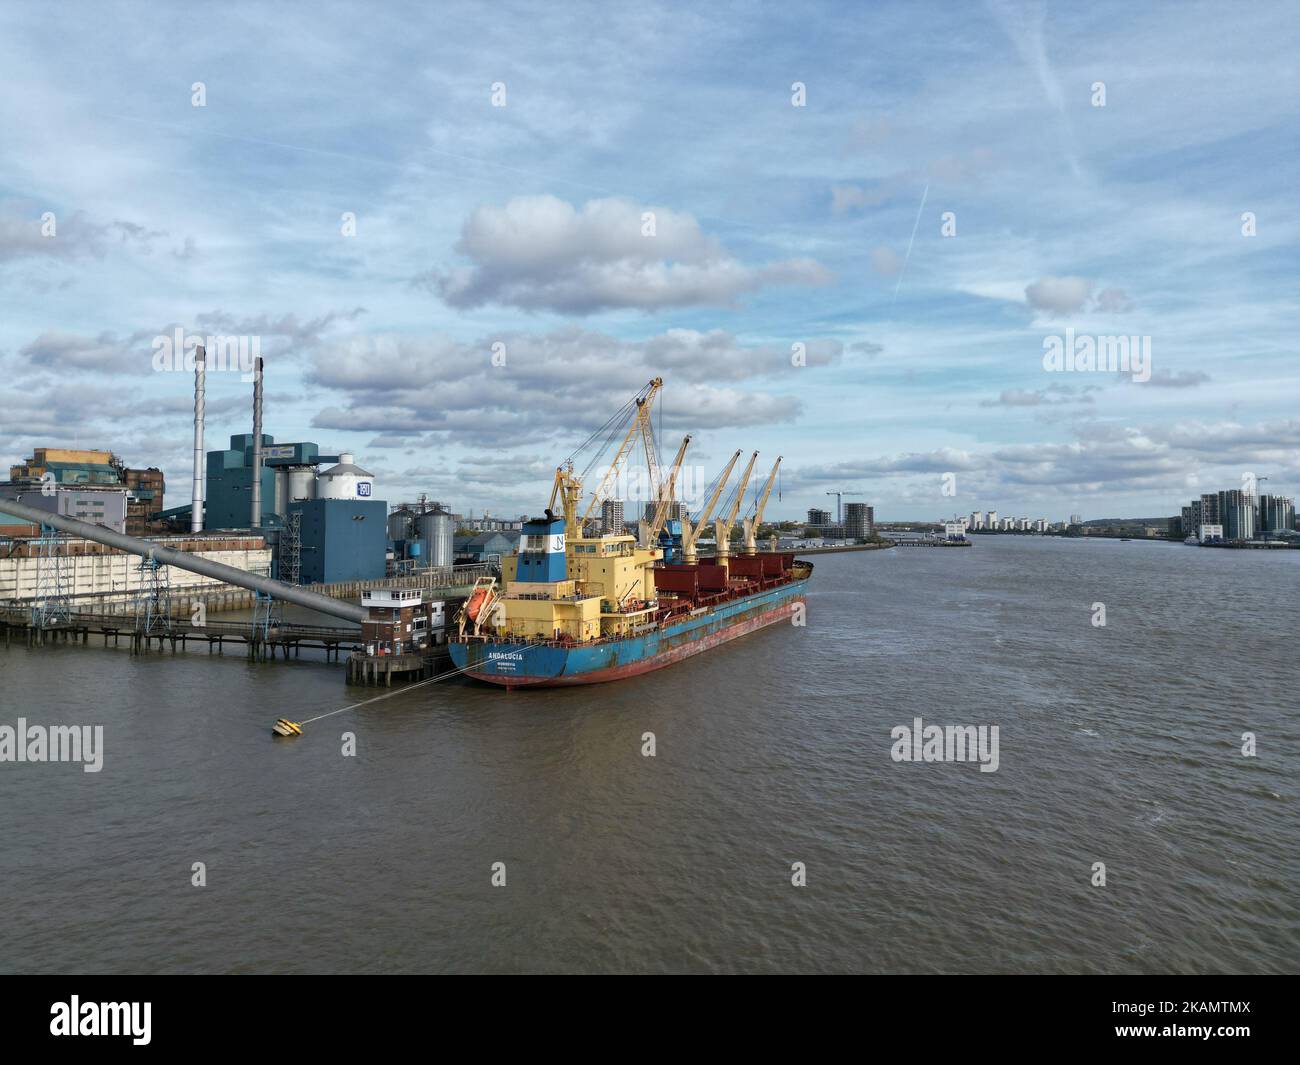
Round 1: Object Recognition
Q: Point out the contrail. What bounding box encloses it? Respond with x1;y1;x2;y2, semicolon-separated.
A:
892;183;929;305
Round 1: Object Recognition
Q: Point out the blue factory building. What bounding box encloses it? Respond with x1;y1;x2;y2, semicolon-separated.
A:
202;434;386;585
288;497;387;585
205;434;337;530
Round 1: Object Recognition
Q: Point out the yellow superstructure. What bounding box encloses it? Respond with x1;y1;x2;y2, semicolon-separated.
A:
499;533;663;642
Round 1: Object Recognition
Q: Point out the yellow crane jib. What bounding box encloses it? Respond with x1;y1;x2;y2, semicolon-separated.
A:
743;455;783;556
714;450;759;570
582;377;663;527
640;434;691;547
681;449;742;565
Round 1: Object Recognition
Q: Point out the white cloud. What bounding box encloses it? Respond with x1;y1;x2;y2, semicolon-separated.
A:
1024;275;1093;317
417;195;831;313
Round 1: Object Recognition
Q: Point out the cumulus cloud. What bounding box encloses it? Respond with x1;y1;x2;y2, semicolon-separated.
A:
1025;276;1135;317
0;202;169;264
1025;275;1093;317
16;308;367;373
415;195;831;313
795;449;983;484
308;325;830;442
1093;287;1133;313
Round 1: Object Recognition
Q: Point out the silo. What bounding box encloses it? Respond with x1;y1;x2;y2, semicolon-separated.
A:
415;507;453;567
388;507;415;543
286;465;316;504
317;453;374;500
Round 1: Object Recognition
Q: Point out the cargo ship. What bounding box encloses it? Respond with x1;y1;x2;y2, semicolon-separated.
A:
448;379;811;688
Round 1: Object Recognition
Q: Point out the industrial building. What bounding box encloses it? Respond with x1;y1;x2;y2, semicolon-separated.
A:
1;482;130;536
0;532;272;610
203;434;344;530
282;452;385;585
360;588;447;656
7;447;165;535
388;499;454;568
186;430;387;586
453;530;519;563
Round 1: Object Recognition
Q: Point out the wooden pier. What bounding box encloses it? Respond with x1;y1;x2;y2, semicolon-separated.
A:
346;646;452;686
0;608;364;661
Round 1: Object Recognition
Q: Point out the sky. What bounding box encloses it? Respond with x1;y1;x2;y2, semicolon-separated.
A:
1;0;1297;523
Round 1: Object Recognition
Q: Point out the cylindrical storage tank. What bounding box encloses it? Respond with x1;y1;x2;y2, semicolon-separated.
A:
287;465;316;503
388;508;414;543
415;509;453;567
317;453;375;500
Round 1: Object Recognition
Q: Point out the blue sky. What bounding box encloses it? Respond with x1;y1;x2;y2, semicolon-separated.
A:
1;0;1296;522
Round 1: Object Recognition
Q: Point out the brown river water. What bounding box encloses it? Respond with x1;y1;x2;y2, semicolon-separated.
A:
1;536;1296;973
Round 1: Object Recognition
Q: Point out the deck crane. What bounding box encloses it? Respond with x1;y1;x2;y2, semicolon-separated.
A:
713;450;759;575
549;377;664;538
639;433;691;547
581;377;663;528
742;456;783;556
680;449;742;564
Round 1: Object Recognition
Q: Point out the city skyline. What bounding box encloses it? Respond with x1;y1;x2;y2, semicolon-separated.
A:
1;1;1297;521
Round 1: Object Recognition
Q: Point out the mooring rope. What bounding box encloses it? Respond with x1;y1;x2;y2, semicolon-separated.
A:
294;660;480;726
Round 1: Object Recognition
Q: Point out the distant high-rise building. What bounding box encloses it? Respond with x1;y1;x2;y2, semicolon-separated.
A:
987;510;999;527
969;511;984;530
600;498;624;535
844;502;874;539
1259;494;1295;535
641;499;686;523
1200;494;1220;526
807;508;832;528
1069;513;1082;525
1218;489;1255;540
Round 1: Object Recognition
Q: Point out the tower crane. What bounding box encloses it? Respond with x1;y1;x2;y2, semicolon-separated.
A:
742;456;783;556
713;451;759;575
681;450;742;564
825;490;843;524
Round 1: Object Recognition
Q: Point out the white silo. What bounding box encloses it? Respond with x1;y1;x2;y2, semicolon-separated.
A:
317;452;375;501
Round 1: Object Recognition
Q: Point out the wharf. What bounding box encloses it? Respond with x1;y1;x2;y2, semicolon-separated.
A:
346;644;453;686
0;607;363;660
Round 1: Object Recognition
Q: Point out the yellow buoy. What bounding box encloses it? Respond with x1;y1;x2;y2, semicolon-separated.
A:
271;718;303;737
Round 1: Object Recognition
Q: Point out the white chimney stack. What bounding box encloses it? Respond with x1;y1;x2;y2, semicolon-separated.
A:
191;345;205;533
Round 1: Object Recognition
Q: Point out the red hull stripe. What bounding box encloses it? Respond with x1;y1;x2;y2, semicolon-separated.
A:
466;597;802;688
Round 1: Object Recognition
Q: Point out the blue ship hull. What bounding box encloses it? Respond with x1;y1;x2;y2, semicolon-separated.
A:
450;577;807;687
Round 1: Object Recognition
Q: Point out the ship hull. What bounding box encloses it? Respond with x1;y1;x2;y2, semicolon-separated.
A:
450;578;806;688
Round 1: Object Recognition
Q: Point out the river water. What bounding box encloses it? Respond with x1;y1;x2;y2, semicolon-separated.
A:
1;536;1296;973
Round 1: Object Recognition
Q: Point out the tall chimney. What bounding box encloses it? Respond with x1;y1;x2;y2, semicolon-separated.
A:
191;345;205;532
250;355;263;529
